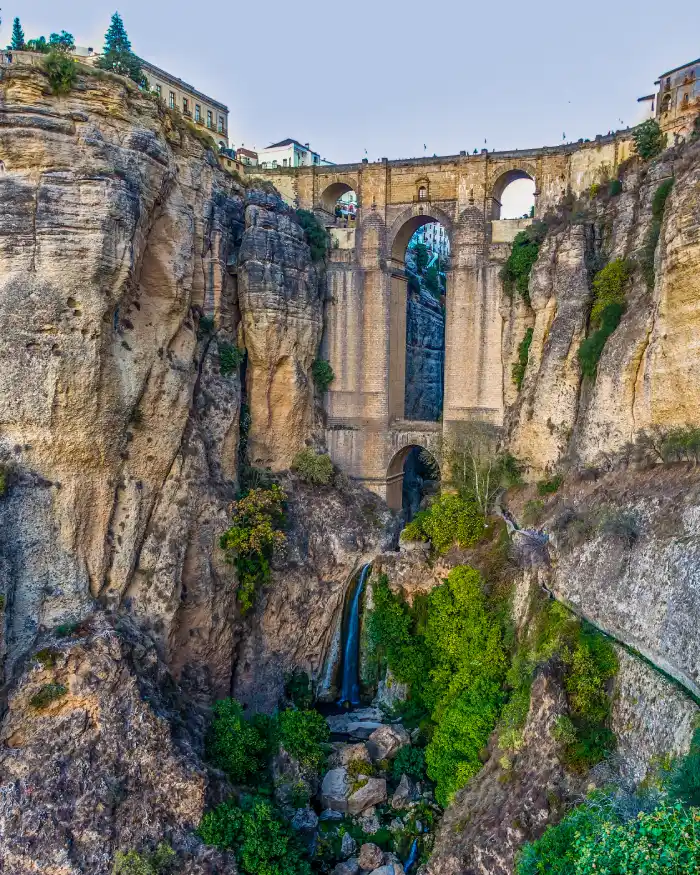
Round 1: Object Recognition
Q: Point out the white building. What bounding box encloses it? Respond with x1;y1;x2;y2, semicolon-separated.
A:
410;222;450;261
257;138;333;169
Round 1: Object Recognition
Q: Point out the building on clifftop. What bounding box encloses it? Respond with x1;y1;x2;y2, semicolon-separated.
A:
639;58;700;138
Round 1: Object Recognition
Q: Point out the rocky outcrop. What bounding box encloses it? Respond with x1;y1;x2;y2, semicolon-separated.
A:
0;64;247;700
232;473;395;712
404;288;444;421
505;141;700;475
0;613;236;875
238;192;324;469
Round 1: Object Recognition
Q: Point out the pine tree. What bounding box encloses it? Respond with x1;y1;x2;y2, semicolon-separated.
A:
96;12;144;85
11;17;25;51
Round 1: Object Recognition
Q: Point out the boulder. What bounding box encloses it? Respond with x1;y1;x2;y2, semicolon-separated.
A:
348;777;387;815
320;808;344;821
333;860;360;875
341;831;358;858
358;812;381;835
390;774;417;809
358;843;384;870
291;807;319;832
366;725;410;761
331;741;372;768
370;864;405;875
321;767;350;812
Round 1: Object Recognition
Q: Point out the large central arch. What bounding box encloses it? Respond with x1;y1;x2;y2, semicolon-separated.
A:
386;206;453;423
386;443;440;512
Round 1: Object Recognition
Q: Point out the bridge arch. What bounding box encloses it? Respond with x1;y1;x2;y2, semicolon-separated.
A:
490;166;538;219
388;204;454;262
386;442;441;512
318;180;357;214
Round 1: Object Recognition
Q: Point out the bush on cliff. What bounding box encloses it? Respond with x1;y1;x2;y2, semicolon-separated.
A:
44;50;77;95
198;795;311;875
500;222;547;305
512;327;534;390
400;493;485;554
311;359;334;393
296;209;329;262
278;708;329;770
219;484;286;613
112;844;176;875
641;178;674;290
577;258;632;377
206;698;273;782
291;448;334;485
218;341;245;376
633;119;667;161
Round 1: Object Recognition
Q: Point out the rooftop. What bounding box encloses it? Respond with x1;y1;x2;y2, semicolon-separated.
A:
655;57;700;82
265;138;317;152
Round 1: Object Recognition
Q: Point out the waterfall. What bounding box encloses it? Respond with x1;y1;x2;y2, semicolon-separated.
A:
339;563;371;706
404;838;420;873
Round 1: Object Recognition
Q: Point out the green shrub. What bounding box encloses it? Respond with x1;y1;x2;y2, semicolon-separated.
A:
55;622;79;638
112;844;176;875
0;464;7;497
500;222;547;305
399;493;485;554
44;50;77;95
577;801;700;874
296;209;329;262
220;484;286;613
199;315;215;334
512;327;534;390
577;301;625;377
652;178;674;219
291;448;333;485
284;670;314;710
392;745;426;781
659;425;700;463
589;259;632;325
669;727;700;807
206;698;272;782
218;341;244;376
34;648;59;669
523;498;545;526
30;683;67;710
311;359;334;392
552;714;577;746
537;473;563;496
278;708;329;771
608;178;623;197
632;119;667;160
692;115;700;141
198;796;311;875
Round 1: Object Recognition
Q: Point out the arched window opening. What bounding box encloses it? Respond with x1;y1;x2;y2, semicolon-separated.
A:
418;185;427;200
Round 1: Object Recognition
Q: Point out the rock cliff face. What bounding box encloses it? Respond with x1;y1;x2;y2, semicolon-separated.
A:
404;288;444;421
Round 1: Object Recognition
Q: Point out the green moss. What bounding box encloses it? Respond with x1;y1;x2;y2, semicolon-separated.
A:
55;621;79;638
590;259;632;326
112;844;176;875
512;327;534;390
0;464;7;497
34;648;59;669
30;683;68;710
608;178;623;197
578;302;625;377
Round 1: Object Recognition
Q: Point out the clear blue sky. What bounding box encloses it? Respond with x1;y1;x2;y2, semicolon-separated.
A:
13;1;700;164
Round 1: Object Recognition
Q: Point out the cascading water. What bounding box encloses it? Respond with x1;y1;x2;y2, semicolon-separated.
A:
339;563;371;706
404;838;420;873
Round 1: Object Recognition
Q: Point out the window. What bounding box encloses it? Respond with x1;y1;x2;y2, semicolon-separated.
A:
155;84;162;98
169;91;175;109
272;160;278;168
207;110;213;128
218;115;224;133
183;97;189;115
313;155;319;164
283;158;288;167
195;104;201;122
418;186;427;200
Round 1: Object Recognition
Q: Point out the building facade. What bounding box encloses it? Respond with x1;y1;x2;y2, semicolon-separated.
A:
140;59;229;149
638;58;700;137
257;139;332;169
409;221;450;261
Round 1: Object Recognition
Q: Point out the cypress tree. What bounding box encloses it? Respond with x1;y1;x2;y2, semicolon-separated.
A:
11;17;25;50
96;12;144;85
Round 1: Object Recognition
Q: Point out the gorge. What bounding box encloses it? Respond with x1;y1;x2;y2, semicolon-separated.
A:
0;53;700;875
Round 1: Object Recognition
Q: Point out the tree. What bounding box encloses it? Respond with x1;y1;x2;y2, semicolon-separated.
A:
443;421;517;514
11;17;25;50
96;12;145;85
413;242;429;273
26;37;49;54
632;119;667;161
48;31;75;52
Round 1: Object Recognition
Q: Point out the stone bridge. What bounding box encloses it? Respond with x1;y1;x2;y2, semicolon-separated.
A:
255;134;634;507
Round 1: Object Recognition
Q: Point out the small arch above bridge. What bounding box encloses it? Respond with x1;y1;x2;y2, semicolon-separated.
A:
385;425;442;511
319;181;356;213
490;167;537;219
